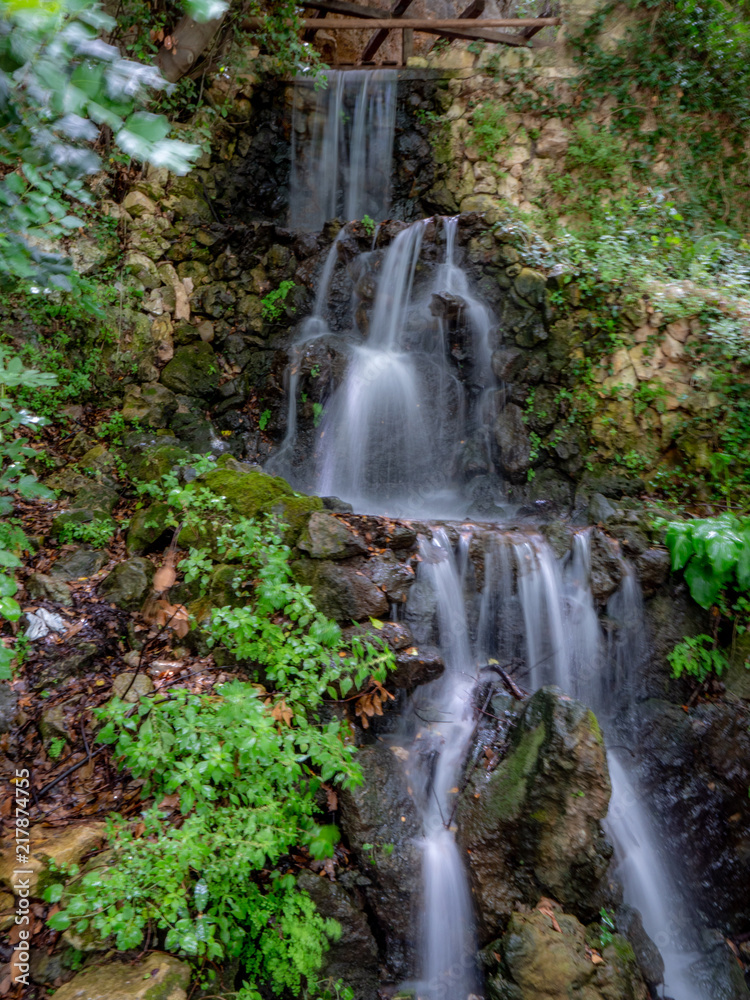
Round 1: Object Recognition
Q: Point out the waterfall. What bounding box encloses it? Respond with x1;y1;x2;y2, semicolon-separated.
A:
403;530;479;1000
271;216;502;515
289;70;397;231
279;78;718;1000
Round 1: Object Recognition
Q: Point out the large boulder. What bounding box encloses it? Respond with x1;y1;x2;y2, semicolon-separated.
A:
160;342;220;398
297;511;367;559
99;557;154;610
457;687;612;941
338;743;423;979
494;404;531;482
292;558;388;622
0;822;105;897
487;905;648;1000
52;952;190;1000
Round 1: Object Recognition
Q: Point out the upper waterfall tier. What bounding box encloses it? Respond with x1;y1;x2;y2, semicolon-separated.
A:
289;70;397;232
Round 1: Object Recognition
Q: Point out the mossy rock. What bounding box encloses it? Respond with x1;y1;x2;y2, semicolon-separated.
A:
52;952;190;1000
160;342;220;398
126;502;172;555
198;465;323;539
124;443;192;482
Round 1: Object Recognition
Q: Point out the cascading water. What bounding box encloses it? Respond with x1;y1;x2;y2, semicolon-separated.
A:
273;215;502;516
276;78;720;1000
401;530;479;1000
289;70;397;231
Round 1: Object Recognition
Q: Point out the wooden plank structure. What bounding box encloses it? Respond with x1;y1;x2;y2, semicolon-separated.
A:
295;1;561;64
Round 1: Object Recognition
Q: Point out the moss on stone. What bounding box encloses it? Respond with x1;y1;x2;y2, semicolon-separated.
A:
199;467;322;539
483;723;546;822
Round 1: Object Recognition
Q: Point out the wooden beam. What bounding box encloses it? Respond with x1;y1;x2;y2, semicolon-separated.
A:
296;18;561;28
361;0;415;63
303;9;327;42
402;26;413;63
302;0;395;19
458;0;486;18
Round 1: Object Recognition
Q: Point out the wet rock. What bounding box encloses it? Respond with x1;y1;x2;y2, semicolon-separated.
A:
0;822;105;896
589;530;624;604
634;547;670;597
690;929;750;1000
0;683;17;734
338;743;422;979
26;572;73;606
392;644;444;691
50;546;108;581
126;502;172;556
52;952;190;1000
498;906;648;1000
297;870;379;1000
343;620;415;652
112;672;155;702
615;904;664;989
321;495;355;513
364;549;416;603
588;492;617;524
100;557;154;610
121;383;179;428
514;268;547;308
292;559;388;622
160;342;220;398
630;698;750;930
458;687;612;940
494;404;531;482
297;511;367;559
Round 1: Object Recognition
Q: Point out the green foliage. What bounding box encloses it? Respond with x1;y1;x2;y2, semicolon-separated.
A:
663;512;750;609
53;514;394;993
261;280;296;322
258;408;271;431
0;348;54;675
599;907;616;949
48;736;66;760
0;0;199;289
312;401;324;428
469;100;509;160
668;634;729;683
361;214;375;236
57;518;117;548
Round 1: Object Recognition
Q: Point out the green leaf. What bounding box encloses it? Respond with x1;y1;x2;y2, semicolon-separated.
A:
47;911;71;931
43;883;64;903
0;574;17;598
665;522;694;571
0;595;21;622
684;559;726;609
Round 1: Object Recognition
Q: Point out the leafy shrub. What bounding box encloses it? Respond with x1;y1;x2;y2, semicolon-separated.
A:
50;515;395;994
668;634;729;682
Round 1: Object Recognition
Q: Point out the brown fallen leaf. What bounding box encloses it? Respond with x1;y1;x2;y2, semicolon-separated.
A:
591;953;604;965
536;897;562;933
153;563;177;594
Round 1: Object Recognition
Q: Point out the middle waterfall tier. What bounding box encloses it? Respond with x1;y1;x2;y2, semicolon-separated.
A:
266;217;501;518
